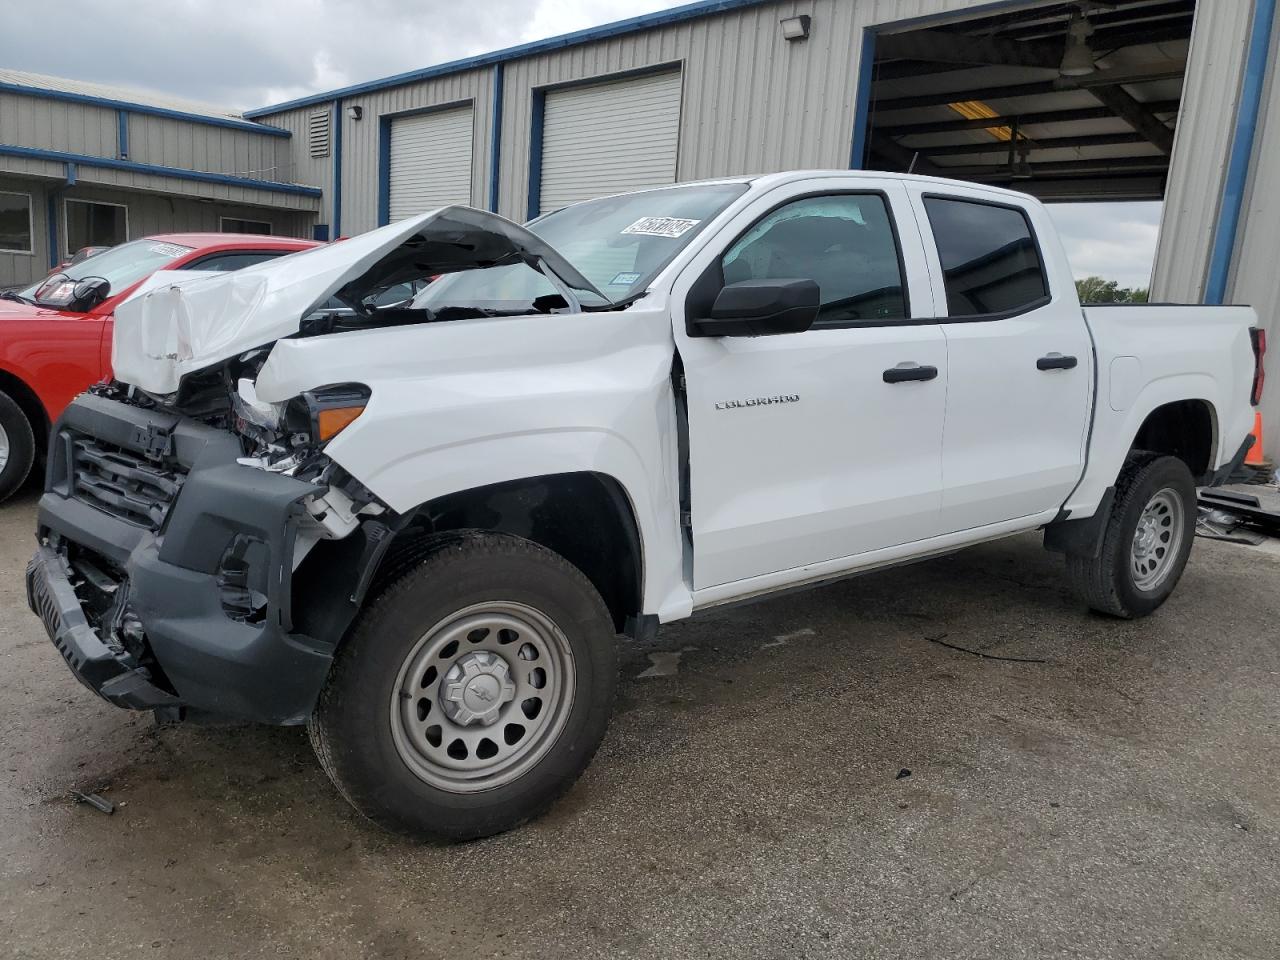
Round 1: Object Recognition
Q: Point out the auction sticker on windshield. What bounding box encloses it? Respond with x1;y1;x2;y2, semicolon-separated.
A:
622;217;701;239
148;242;191;258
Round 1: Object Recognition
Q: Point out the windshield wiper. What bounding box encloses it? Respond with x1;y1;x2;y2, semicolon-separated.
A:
0;290;33;305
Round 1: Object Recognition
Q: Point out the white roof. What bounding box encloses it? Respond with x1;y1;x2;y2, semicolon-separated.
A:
0;68;243;121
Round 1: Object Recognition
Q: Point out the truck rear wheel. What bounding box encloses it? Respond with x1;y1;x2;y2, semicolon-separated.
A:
0;389;35;505
1066;454;1196;619
309;530;618;841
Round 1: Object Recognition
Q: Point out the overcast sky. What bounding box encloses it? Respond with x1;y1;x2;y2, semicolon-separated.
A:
0;0;1159;287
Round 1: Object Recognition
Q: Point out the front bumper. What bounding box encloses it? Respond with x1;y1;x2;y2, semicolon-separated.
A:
29;393;335;725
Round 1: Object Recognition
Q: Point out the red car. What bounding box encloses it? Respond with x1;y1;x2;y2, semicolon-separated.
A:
0;233;318;502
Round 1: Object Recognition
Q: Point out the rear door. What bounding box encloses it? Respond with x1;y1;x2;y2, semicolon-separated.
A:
672;178;947;591
905;185;1093;531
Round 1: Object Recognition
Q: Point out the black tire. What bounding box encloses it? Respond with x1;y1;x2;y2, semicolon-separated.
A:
0;389;36;505
1066;454;1197;619
309;530;618;841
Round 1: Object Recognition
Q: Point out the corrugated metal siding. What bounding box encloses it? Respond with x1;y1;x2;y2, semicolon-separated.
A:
496;0;994;221
126;114;290;183
538;70;682;213
0;91;295;182
0;91;116;157
1151;1;1254;302
338;69;492;233
260;106;336;222
1228;4;1280;455
388;106;474;219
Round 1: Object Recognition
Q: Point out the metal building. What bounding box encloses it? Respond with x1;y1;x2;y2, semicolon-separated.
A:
0;70;320;289
241;0;1277;455
1;1;1274;451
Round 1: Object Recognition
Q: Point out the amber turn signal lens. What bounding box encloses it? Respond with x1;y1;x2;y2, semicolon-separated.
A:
316;405;365;442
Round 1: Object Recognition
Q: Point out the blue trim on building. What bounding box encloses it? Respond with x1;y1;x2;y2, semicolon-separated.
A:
376;115;393;226
526;89;546;221
312;224;331;242
0;82;291;137
0;144;322;198
64;162;77;187
1205;0;1277;305
245;0;769;117
332;100;343;236
489;64;505;213
849;27;879;169
116;110;129;159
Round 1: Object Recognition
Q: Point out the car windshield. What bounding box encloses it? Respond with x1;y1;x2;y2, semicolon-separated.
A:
415;182;749;313
20;238;193;304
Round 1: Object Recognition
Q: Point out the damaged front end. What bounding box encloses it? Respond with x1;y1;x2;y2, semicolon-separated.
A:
28;206;590;723
28;381;400;724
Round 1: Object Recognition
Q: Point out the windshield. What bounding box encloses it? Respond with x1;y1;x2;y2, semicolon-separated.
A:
20;238;192;304
416;182;748;313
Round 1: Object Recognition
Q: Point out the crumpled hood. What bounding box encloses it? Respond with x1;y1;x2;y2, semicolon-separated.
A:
111;205;597;395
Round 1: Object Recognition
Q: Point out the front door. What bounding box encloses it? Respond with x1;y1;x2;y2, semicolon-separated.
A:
672;180;948;591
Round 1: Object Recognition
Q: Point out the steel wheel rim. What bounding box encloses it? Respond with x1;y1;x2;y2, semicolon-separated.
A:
0;421;9;473
1130;487;1185;592
389;601;576;794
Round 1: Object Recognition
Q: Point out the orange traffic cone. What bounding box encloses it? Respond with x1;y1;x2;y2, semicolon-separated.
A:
1245;412;1266;466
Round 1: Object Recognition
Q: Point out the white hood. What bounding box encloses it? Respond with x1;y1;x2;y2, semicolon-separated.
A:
111;206;600;395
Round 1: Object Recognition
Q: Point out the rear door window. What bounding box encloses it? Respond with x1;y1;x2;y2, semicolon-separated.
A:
922;197;1048;317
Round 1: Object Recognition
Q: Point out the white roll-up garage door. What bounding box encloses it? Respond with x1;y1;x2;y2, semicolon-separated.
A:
388;106;474;221
538;70;682;215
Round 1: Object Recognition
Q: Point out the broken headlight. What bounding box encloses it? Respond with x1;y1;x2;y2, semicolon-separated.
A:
292;383;371;445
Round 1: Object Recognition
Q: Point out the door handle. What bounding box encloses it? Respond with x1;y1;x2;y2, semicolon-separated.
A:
1037;353;1078;371
883;363;939;384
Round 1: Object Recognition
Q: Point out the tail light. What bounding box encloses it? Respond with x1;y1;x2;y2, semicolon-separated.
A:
1250;327;1266;406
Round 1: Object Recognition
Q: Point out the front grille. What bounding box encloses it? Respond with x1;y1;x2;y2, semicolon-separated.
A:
69;435;186;530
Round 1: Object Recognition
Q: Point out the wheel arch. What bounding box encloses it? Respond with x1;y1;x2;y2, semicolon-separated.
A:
1129;397;1217;480
292;470;651;648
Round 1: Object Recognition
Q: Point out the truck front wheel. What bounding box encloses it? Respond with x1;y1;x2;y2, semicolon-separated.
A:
0;389;35;505
1066;454;1197;618
309;531;618;841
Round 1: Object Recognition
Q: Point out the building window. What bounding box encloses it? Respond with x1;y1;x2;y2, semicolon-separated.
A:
922;197;1049;318
219;217;272;235
65;199;128;255
0;191;34;255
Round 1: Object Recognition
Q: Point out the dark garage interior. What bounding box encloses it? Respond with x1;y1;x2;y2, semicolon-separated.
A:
861;0;1195;201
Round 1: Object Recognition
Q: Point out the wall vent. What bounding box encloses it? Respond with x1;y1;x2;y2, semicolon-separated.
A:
308;110;331;158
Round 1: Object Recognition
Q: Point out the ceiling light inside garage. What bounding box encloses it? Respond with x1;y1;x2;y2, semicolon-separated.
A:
947;100;1016;142
1059;11;1097;77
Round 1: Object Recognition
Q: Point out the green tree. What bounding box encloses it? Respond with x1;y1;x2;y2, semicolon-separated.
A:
1076;276;1150;304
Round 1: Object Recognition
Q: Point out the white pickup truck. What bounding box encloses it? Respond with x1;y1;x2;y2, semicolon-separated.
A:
28;171;1266;840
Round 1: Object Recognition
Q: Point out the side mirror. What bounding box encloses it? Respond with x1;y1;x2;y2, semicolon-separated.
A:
692;278;820;337
70;277;110;311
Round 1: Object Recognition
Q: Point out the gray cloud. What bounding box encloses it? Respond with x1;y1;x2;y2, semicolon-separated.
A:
0;0;686;110
1047;201;1162;290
